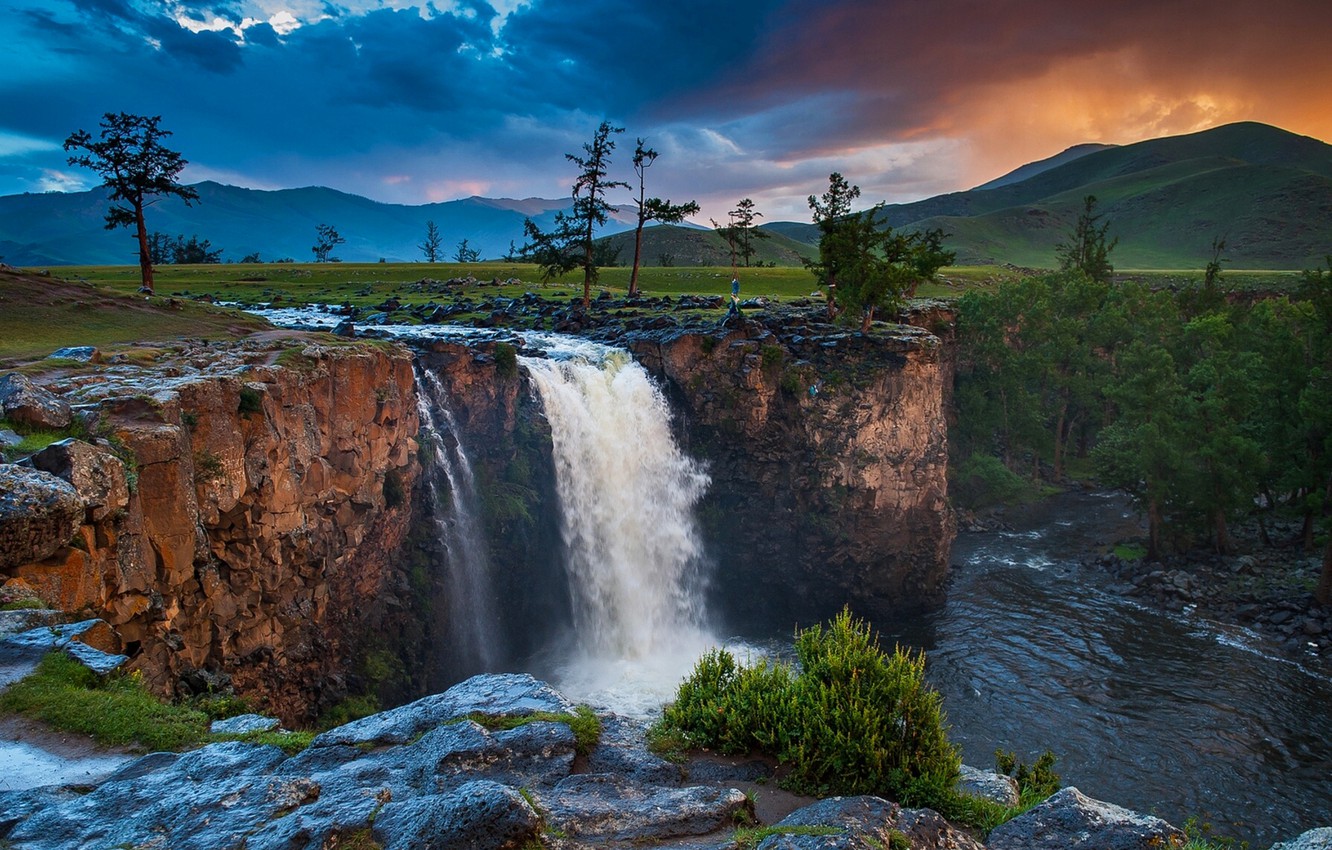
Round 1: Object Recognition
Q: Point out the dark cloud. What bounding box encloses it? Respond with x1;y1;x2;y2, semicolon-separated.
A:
1;0;1329;221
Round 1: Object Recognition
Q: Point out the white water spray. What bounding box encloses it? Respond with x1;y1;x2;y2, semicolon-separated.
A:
522;344;717;708
415;366;499;670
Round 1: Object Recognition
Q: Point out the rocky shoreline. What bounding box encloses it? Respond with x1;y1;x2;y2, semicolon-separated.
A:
6;668;1328;850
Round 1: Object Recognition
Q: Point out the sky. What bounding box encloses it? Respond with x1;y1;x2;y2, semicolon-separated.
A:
2;0;1331;224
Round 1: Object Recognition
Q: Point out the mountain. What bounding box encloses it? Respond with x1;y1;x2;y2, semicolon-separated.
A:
972;143;1117;191
596;223;812;269
767;122;1332;269
4;122;1329;269
0;182;638;266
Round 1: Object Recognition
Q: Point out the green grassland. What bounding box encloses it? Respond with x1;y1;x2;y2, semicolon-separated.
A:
0;269;270;365
2;261;1307;366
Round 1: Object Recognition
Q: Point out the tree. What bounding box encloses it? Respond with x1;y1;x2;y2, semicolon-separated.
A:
147;231;174;265
1055;195;1117;283
173;234;222;264
420;220;443;262
453;238;480;263
312;223;344;262
627;139;700;297
728;198;768;267
64;112;199;294
522;121;629;308
807;172;861;317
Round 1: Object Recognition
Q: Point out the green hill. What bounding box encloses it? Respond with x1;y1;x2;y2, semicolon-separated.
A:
596;223;813;269
773;122;1332;269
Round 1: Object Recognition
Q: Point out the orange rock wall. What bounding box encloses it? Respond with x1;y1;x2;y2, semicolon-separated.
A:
7;342;419;721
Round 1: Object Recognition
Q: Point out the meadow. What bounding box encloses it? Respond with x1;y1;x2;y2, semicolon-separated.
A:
1;261;1305;366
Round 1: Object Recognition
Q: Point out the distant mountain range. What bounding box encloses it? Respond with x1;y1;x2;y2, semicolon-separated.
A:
0;183;642;267
2;122;1329;269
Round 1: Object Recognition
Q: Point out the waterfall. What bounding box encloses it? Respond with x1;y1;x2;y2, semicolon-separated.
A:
522;345;717;707
415;366;499;671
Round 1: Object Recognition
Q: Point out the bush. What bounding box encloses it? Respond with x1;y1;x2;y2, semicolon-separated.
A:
494;342;518;379
655;608;961;801
951;452;1030;509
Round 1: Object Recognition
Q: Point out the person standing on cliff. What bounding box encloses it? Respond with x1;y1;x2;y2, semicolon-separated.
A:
724;276;743;323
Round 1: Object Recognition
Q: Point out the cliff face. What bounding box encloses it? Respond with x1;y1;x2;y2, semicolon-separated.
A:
628;318;954;629
2;338;419;722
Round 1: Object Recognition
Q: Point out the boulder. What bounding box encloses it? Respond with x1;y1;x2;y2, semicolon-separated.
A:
2;619;127;674
760;796;902;850
987;787;1185;850
0;465;82;570
210;713;282;735
955;763;1020;807
0;374;72;429
1271;828;1332;850
26;439;129;522
48;347;100;363
312;672;576;747
539;772;750;843
756;796;979;850
372;780;541;850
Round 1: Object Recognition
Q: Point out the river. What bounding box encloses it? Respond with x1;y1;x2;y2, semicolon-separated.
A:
878;490;1331;845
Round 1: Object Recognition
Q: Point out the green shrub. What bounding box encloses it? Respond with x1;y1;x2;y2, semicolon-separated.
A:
951;452;1030;509
237;385;263;414
494;342;519;379
655;608;960;802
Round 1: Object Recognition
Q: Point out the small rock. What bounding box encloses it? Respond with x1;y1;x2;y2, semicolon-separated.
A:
48;347;100;363
210;714;282;735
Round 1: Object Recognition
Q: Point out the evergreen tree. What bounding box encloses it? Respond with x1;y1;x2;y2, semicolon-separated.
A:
419;220;442;262
523;121;629;308
627;138;699;297
1055;195;1117;284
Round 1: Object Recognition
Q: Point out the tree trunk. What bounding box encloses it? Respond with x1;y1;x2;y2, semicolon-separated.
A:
1317;540;1332;607
1147;497;1163;561
582;244;593;310
1214;507;1231;555
134;202;154;294
1052;401;1068;480
629;221;645;298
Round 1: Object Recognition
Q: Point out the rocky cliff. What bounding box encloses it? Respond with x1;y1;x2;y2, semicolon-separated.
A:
0;337;419;722
624;308;955;629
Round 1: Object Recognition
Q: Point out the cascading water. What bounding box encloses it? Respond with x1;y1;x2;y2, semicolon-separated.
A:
521;341;719;709
415;365;499;673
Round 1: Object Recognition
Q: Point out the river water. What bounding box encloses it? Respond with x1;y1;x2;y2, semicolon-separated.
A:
875;490;1331;845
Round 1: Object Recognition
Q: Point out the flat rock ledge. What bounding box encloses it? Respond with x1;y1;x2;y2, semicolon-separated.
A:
0;673;1326;850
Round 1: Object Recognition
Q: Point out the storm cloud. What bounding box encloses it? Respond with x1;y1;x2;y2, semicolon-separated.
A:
2;0;1328;222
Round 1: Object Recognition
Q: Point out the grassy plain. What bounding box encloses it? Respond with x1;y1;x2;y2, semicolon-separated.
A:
4;261;1306;365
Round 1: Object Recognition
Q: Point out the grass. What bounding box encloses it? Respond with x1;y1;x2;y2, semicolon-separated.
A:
732;825;844;850
0;269;268;365
0;652;312;753
461;705;602;755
